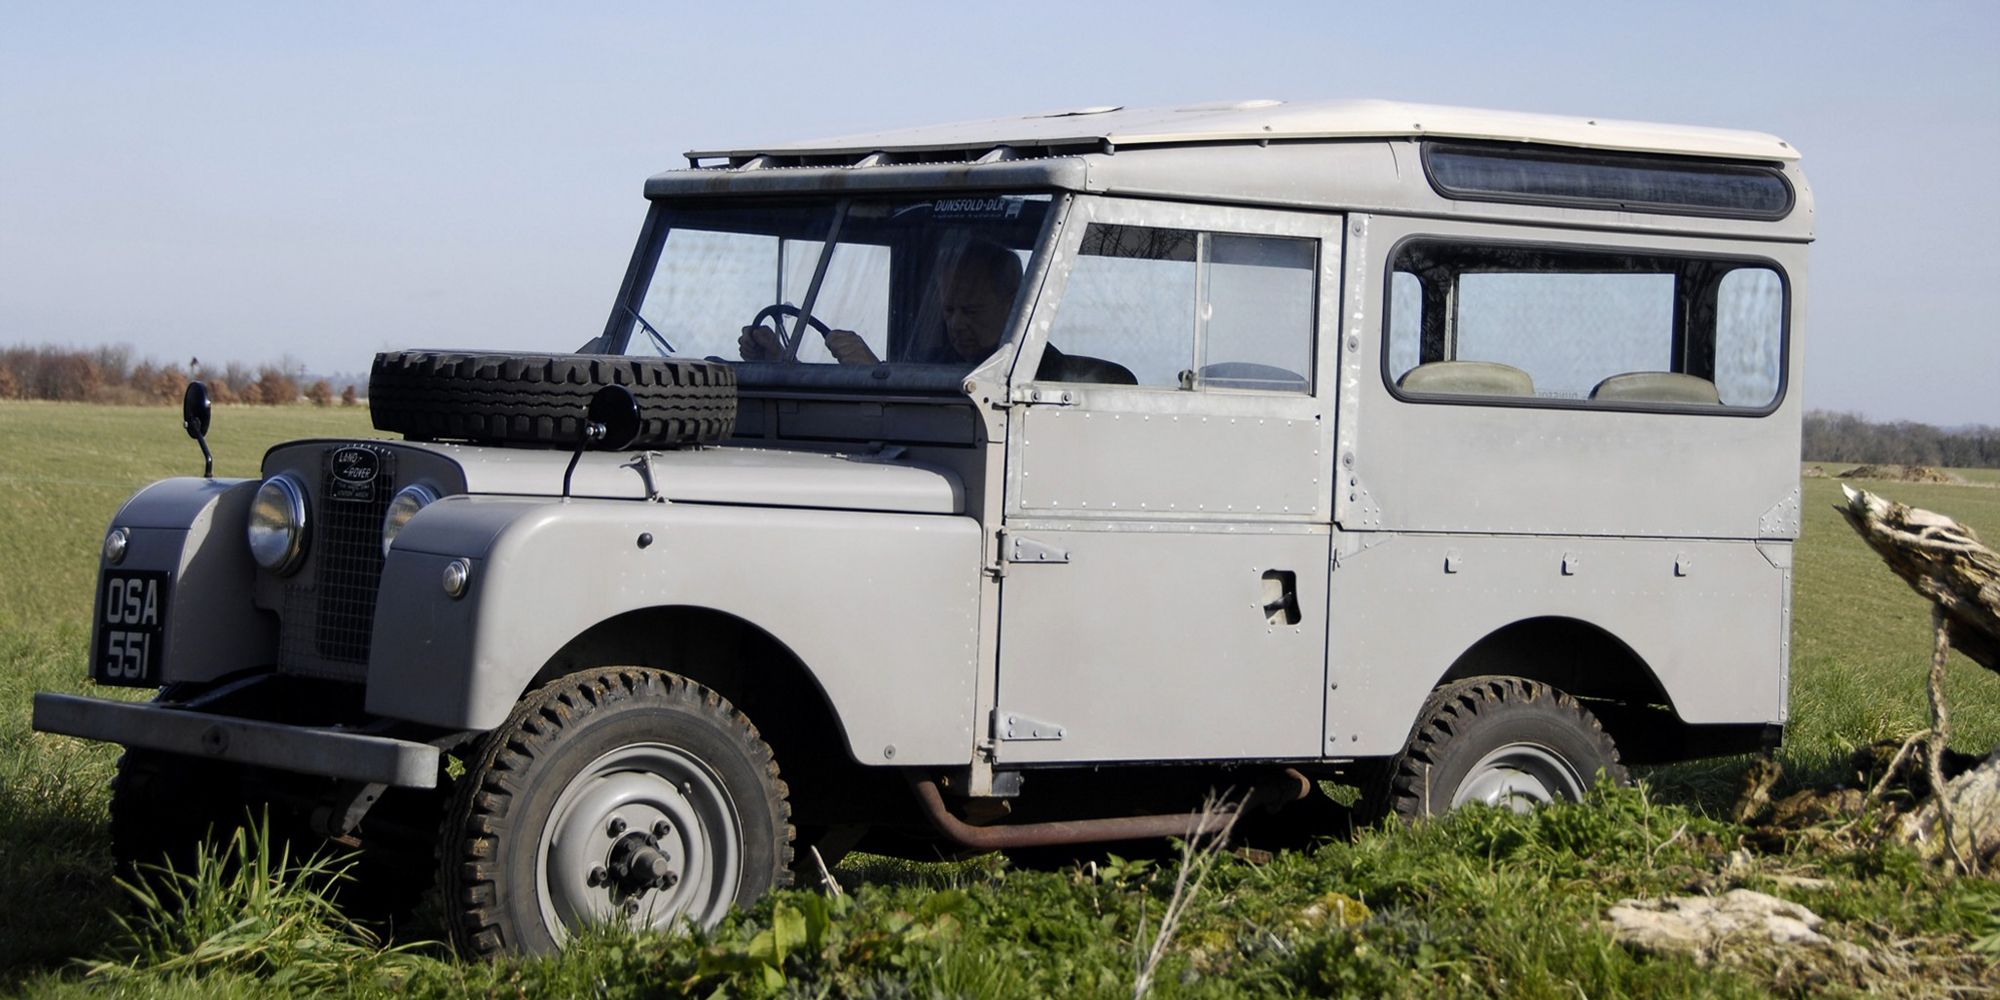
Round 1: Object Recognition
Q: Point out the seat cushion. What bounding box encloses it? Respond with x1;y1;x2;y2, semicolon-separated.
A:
1397;361;1535;397
1589;372;1720;404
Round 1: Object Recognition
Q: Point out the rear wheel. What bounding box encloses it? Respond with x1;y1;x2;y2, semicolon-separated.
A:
1371;676;1626;821
441;667;793;956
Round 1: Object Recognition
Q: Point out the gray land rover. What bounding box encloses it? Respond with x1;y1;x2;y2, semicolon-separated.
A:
33;99;1810;955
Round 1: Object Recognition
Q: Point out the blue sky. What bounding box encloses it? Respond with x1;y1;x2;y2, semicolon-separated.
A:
2;1;1994;424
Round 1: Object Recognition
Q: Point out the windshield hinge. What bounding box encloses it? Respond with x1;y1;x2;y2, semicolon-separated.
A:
1008;385;1076;407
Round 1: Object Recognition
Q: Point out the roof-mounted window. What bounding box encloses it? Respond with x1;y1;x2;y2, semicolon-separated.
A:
1422;142;1793;220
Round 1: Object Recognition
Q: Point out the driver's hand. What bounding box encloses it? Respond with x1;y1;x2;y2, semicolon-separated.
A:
824;331;881;366
738;325;784;361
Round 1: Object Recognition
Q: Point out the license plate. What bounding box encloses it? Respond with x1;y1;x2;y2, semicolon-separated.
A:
95;571;170;687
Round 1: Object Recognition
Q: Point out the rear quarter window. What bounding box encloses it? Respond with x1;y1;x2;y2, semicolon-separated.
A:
1385;239;1786;413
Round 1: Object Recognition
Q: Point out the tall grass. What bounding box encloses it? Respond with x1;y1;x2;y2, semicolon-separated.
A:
86;816;427;992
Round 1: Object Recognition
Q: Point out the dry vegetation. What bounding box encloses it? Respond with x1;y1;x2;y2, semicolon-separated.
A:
0;345;352;407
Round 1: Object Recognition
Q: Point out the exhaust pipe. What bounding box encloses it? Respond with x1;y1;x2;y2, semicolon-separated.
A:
911;769;1312;851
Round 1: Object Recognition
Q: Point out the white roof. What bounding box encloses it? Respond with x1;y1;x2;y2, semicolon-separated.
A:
688;98;1799;163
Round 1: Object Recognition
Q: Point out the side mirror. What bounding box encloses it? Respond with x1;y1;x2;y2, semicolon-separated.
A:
562;385;646;499
182;381;214;478
586;384;643;451
182;381;212;439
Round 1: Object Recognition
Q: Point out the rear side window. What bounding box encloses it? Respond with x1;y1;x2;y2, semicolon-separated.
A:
1423;143;1794;220
1385;240;1785;412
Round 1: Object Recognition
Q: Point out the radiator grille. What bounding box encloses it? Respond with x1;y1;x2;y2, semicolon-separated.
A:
277;445;395;680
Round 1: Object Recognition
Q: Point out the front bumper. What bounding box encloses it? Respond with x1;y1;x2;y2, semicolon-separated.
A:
31;693;441;788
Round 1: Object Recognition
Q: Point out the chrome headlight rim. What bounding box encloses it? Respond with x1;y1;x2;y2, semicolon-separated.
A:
103;526;130;565
248;473;309;575
381;483;441;557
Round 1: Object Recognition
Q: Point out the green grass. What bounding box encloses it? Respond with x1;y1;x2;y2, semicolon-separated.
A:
0;402;377;983
3;401;2000;996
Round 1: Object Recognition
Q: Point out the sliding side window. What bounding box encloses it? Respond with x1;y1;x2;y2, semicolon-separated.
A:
1385;241;1785;411
1046;224;1316;392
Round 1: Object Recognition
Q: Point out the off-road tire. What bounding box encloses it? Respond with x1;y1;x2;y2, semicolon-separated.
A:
368;351;736;448
441;667;793;957
1370;676;1627;821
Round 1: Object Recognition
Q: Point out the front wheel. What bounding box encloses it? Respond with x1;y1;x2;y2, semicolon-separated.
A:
441;667;793;956
1371;676;1627;821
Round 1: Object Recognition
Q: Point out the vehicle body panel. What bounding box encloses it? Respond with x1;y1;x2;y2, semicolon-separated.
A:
96;477;273;686
368;497;984;764
1325;532;1790;756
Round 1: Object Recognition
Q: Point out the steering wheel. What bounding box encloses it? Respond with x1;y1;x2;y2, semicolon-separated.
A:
749;303;835;359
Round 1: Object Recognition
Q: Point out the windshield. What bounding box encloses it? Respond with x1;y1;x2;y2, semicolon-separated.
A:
612;194;1055;390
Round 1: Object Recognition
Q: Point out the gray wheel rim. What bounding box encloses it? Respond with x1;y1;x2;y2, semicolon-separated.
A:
536;743;744;943
1450;743;1586;813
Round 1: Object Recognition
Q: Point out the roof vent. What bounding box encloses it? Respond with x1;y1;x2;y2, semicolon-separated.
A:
1032;105;1123;118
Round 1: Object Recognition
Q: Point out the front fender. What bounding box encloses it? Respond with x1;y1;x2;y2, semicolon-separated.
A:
366;497;983;765
93;477;274;686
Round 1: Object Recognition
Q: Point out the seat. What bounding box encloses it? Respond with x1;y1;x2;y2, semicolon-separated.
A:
1045;352;1137;385
1588;372;1720;405
1397;361;1535;397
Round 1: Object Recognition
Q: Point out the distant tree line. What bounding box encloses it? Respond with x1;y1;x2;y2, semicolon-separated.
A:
1804;410;2000;469
0;344;359;407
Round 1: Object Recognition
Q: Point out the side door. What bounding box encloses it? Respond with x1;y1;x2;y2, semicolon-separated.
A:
992;197;1341;764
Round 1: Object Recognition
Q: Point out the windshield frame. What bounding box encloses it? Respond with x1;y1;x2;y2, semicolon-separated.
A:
599;191;1065;394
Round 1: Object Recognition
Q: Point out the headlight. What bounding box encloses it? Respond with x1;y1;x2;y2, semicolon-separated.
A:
104;527;130;565
247;474;308;574
381;484;440;557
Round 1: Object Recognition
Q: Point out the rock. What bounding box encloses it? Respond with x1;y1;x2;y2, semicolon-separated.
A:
1606;889;1832;965
1891;748;2000;866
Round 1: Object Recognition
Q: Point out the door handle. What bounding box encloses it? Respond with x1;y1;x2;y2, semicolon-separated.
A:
1261;570;1300;625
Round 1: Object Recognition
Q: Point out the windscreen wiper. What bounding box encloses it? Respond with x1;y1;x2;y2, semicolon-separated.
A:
620;303;676;356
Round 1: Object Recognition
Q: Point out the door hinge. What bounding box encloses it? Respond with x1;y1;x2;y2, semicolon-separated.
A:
1006;535;1070;565
991;709;1066;742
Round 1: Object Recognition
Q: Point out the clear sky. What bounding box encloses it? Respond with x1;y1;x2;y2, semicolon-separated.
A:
2;1;1994;425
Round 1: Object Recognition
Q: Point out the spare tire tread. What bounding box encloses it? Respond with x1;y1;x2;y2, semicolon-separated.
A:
369;351;736;448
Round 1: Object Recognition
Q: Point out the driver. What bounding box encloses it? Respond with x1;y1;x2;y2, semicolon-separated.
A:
735;316;878;366
736;241;1026;367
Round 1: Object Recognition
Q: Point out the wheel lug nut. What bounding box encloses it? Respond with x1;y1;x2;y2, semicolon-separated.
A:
653;820;671;838
588;865;608;887
607;816;627;836
664;871;679;888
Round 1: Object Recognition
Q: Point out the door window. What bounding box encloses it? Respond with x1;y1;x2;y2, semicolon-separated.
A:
1047;224;1315;392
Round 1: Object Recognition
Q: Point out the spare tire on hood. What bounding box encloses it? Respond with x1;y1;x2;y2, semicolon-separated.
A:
368;350;735;449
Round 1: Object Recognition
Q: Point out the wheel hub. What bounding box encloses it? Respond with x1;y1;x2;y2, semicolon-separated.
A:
1451;742;1586;813
604;829;680;894
535;743;745;943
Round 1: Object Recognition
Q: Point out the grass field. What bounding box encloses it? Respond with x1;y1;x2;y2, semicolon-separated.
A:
4;400;2000;996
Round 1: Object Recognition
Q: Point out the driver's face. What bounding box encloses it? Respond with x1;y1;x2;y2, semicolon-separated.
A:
941;266;1012;362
